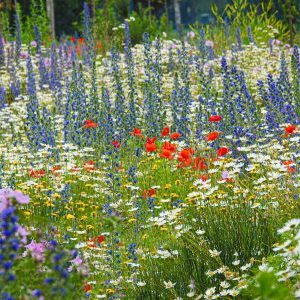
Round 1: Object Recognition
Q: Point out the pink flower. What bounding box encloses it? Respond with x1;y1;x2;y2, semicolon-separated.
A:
30;40;37;47
17;225;29;243
71;255;83;266
25;240;46;261
272;39;281;46
187;31;195;39
205;40;214;48
20;51;29;59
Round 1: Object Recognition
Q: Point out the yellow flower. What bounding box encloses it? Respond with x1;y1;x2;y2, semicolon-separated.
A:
170;193;179;198
164;184;172;189
23;211;32;216
86;225;94;230
106;289;115;294
66;214;75;220
128;218;136;223
152;164;158;170
53;193;61;199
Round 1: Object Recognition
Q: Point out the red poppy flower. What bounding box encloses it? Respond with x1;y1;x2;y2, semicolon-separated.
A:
192;157;207;170
178;148;194;160
29;169;46;178
207;131;220;141
92;235;105;244
177;148;194;168
282;160;294;165
83;160;96;171
170;132;182;140
285;124;296;134
71;36;76;43
78;37;85;44
161;126;170;137
217;147;229;156
209;115;222;122
143;188;156;198
131;128;143;137
145;142;157;152
162;141;177;153
200;174;209;181
146;137;157;144
83;119;98;128
83;283;92;293
160;149;174;160
51;165;61;176
112;140;120;148
288;166;296;173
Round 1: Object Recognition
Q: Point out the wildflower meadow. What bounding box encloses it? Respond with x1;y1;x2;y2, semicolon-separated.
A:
0;1;300;299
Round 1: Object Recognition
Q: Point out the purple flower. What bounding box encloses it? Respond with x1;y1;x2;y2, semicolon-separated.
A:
187;31;195;39
0;189;29;204
30;40;37;47
44;58;51;68
20;51;29;59
222;171;229;180
17;225;29;243
25;240;46;261
71;255;83;266
0;196;9;212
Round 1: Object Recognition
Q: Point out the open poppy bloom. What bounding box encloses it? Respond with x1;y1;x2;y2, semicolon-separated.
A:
145;142;157;152
160;149;174;160
92;235;105;244
285;124;296;135
83;283;92;293
29;169;46;178
146;137;157;144
192;157;207;170
217;147;229;157
170;132;182;140
71;36;76;43
209;115;222;122
131;128;143;137
207;131;220;141
200;174;209;181
143;188;156;198
177;148;194;167
161;126;170;137
51;165;61;175
162;141;177;153
83;119;98;128
83;160;96;171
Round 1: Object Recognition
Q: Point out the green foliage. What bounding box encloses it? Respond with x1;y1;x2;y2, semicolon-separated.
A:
243;271;294;299
128;5;174;45
208;0;289;49
278;0;299;45
19;0;50;43
0;10;10;38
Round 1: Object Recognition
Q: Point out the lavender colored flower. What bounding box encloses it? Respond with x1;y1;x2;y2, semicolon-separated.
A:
30;41;37;47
